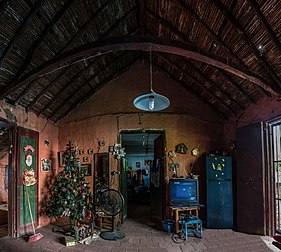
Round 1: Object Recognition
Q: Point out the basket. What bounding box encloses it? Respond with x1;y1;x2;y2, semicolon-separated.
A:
162;219;175;233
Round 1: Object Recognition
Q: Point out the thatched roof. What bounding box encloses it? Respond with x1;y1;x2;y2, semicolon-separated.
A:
0;0;281;122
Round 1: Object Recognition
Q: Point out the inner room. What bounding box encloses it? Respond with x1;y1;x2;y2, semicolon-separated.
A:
0;1;281;251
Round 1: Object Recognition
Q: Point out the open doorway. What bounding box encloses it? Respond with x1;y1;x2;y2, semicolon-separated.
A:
120;129;166;227
0;119;13;237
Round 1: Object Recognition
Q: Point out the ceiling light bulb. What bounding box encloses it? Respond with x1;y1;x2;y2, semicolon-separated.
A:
149;96;155;110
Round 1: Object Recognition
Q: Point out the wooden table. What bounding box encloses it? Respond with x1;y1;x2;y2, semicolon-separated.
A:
170;206;200;233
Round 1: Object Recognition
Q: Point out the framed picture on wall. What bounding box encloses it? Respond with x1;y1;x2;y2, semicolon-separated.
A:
83;156;88;162
88;149;93;155
79;149;84;155
58;151;65;167
136;161;141;168
41;158;51;172
80;164;92;176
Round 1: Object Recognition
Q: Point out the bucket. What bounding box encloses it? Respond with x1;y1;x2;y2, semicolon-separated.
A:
162;219;175;233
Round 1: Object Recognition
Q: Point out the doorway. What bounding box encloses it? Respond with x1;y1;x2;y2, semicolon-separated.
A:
120;129;166;227
269;122;281;232
0;119;13;237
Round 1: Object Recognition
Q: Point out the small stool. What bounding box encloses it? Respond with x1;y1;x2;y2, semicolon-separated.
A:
184;215;202;240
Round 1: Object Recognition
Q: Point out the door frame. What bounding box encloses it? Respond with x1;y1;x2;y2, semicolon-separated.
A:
0;118;16;237
265;117;281;235
119;128;167;220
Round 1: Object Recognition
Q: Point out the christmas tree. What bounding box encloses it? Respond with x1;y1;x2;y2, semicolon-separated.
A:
46;141;93;226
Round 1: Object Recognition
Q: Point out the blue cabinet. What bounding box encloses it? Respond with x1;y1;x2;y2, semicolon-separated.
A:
206;156;233;228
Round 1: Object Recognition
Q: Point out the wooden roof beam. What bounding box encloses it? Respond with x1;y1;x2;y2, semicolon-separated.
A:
10;0;75;91
171;0;245;67
138;0;146;36
212;0;281;89
51;56;138;122
0;0;43;67
158;55;237;116
153;57;227;119
35;62;96;116
183;59;245;110
26;11;137;111
0;36;278;98
247;0;281;55
216;69;256;104
58;0;116;54
145;5;262;101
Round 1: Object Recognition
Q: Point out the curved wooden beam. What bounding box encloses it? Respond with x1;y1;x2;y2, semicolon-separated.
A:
0;36;278;98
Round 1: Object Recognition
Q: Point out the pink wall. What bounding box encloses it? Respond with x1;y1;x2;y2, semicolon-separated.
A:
0;100;59;227
0;154;8;203
58;63;225;213
224;96;281;149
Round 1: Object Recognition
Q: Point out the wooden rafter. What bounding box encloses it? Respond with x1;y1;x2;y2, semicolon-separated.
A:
11;0;75;89
145;5;260;101
51;55;138;122
58;0;116;54
159;55;237;115
212;0;281;89
0;36;278;99
13;80;36;105
0;0;44;67
183;59;245;110
36;57;100;116
153;58;227;119
247;0;281;54
138;0;145;35
170;0;244;66
26;8;137;111
216;69;256;104
26;66;74;111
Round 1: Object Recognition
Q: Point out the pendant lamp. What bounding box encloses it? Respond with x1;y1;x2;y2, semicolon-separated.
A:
134;51;170;111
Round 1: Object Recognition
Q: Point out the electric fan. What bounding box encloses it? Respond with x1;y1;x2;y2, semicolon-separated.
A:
99;188;125;240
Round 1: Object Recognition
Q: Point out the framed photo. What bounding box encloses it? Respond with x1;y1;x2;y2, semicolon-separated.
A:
88;149;93;155
145;160;151;166
41;158;51;172
80;164;92;176
79;149;84;155
108;146;114;153
136;161;141;168
83;156;88;162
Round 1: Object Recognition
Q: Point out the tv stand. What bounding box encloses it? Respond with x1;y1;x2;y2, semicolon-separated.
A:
169;206;200;233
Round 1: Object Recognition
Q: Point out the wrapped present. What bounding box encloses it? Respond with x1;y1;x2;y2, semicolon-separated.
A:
64;236;76;246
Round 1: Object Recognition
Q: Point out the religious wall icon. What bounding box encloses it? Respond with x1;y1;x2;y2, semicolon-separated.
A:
175;143;188;154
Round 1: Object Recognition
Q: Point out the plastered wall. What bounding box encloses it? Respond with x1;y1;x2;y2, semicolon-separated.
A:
58;63;225;215
0;100;59;227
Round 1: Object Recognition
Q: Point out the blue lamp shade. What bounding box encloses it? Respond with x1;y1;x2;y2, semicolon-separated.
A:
134;91;170;111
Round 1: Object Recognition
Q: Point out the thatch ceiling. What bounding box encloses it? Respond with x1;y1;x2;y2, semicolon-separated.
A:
0;0;281;123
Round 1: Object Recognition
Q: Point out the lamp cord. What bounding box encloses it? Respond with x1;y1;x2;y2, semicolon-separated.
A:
150;50;154;93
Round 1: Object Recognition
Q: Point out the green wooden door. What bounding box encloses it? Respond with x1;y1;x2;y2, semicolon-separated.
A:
17;127;39;236
120;158;128;218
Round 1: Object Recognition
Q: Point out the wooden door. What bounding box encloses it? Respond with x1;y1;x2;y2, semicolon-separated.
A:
150;134;165;221
236;122;266;234
16;127;39;236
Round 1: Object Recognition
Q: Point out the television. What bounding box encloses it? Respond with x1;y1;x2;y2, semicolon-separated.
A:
169;178;199;207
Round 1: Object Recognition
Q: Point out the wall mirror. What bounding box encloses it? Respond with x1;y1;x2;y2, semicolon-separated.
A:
94;152;109;211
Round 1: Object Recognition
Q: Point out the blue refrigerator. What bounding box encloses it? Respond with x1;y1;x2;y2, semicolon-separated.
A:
206;156;233;228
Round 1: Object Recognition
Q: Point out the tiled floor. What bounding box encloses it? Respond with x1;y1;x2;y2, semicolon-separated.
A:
0;201;278;251
0;217;277;252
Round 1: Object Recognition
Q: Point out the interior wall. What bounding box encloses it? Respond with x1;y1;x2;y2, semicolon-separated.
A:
0;100;59;227
0;154;8;203
224;96;281;147
58;62;225;220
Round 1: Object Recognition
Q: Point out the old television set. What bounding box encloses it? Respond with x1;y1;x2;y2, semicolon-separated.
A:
169;178;199;207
